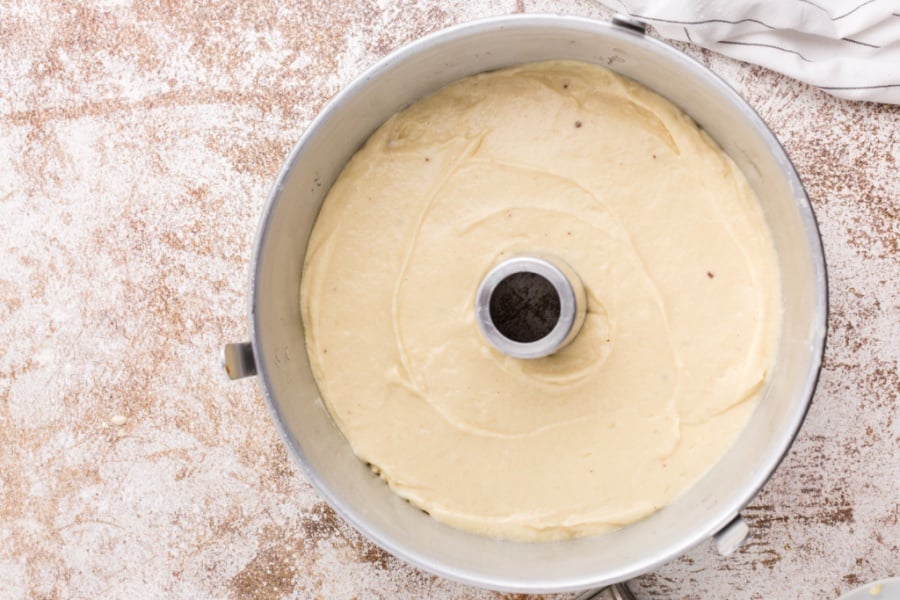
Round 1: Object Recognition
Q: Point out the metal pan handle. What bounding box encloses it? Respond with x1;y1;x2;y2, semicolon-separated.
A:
222;342;256;379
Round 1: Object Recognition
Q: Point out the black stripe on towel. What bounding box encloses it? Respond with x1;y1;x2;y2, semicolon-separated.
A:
819;82;900;90
631;15;778;29
834;0;878;20
716;39;813;62
842;37;880;48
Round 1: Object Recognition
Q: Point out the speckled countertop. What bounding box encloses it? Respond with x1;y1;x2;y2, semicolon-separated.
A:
2;1;898;598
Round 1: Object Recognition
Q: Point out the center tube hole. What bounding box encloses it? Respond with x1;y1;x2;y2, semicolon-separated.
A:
488;272;561;343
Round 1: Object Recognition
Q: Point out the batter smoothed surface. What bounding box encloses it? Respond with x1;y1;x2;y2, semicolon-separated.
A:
300;61;781;541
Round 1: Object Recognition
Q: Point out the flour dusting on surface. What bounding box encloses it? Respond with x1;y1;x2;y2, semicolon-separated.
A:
1;0;898;598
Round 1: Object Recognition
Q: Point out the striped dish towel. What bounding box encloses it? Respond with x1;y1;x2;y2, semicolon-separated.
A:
598;0;900;104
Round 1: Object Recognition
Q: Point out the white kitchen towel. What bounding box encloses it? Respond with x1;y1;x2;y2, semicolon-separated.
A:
596;0;900;104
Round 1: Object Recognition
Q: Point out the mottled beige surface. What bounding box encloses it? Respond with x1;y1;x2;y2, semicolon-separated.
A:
1;1;897;599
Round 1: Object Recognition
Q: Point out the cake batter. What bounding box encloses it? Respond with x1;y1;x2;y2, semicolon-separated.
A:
300;61;781;541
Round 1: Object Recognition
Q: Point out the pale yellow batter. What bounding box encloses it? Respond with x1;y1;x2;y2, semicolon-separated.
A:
300;61;781;541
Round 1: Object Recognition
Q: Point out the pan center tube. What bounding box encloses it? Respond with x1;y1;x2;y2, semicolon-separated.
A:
475;255;587;359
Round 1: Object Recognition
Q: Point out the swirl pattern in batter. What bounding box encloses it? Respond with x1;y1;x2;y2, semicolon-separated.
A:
300;61;780;541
